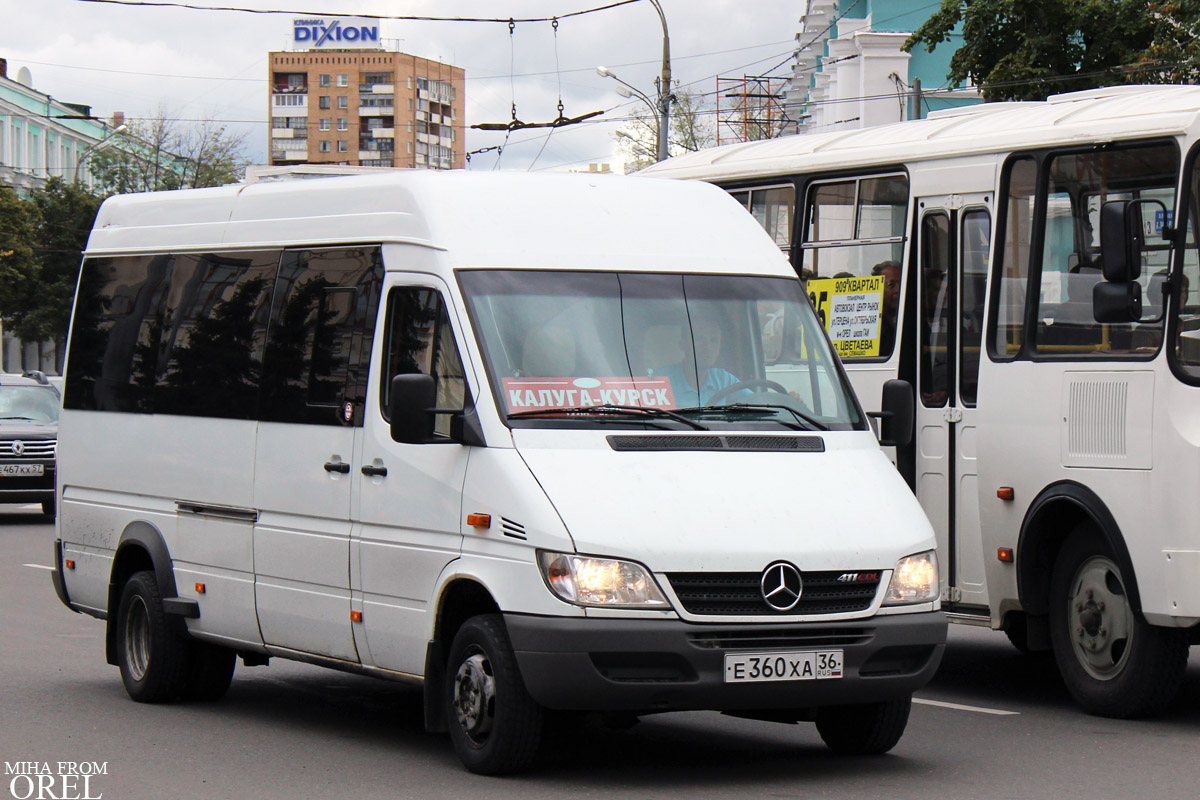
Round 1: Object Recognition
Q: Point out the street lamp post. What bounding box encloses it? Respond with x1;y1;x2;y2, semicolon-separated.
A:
74;124;127;186
596;0;672;162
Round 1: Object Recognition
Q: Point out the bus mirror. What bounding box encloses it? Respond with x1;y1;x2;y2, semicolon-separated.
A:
390;373;436;444
873;379;913;448
1093;281;1143;324
1099;200;1142;282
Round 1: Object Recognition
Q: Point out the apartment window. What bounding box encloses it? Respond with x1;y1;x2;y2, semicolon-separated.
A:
319;96;331;110
337;140;348;153
338;118;348;131
337;74;349;87
319;118;331;131
337;96;349;110
319;140;330;153
319;74;331;87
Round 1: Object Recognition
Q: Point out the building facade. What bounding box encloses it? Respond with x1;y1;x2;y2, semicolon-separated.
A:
269;50;465;170
0;58;122;195
784;0;981;135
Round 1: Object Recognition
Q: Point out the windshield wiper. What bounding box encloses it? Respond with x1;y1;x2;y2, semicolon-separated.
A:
679;403;829;432
508;404;708;430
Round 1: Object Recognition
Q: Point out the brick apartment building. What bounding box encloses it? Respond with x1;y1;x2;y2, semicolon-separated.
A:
269;47;465;170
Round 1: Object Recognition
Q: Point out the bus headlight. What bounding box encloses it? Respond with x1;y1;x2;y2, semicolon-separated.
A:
538;551;669;608
883;550;939;605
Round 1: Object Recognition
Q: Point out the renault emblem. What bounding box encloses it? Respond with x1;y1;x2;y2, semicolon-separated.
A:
760;561;803;611
11;440;24;456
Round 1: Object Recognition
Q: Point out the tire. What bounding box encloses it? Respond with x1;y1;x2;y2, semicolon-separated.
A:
815;696;911;755
182;642;236;702
1049;528;1189;718
445;614;543;775
115;571;191;703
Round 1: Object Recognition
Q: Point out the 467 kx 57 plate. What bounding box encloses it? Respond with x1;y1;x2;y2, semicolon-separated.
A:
724;650;843;683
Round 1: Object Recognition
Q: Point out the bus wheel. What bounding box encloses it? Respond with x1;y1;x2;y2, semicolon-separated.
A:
445;614;543;775
815;696;911;755
115;570;190;703
1049;529;1188;718
182;642;236;702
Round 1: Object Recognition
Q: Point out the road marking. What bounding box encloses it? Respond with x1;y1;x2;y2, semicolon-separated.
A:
914;698;1019;716
23;563;54;571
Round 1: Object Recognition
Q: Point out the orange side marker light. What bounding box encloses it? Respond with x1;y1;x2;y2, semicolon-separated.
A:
350;610;363;623
466;513;491;529
997;547;1015;563
997;487;1015;501
195;582;206;594
64;559;75;570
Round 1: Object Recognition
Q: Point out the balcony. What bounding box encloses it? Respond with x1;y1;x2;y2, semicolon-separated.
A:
359;83;394;94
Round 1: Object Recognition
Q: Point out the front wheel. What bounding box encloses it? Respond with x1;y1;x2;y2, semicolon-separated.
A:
814;696;911;755
1049;528;1189;718
445;615;543;775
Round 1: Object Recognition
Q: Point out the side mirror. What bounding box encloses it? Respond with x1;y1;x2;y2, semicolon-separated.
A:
1093;281;1142;324
1099;200;1145;283
390;373;436;444
870;379;914;448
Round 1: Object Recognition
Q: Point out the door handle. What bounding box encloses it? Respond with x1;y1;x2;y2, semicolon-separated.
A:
361;464;388;477
323;461;351;474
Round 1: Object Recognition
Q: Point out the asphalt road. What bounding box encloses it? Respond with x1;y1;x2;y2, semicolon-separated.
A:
2;506;1198;800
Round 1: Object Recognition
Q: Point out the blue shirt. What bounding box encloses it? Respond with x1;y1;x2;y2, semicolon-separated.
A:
651;364;742;408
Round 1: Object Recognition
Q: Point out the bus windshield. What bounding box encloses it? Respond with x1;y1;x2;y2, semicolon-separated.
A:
458;270;864;431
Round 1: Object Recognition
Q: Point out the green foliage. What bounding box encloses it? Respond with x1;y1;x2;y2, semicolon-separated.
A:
0;179;100;345
88;111;249;193
903;0;1195;101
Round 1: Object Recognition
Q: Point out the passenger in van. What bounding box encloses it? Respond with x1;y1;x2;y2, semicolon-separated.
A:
872;260;901;356
651;316;742;407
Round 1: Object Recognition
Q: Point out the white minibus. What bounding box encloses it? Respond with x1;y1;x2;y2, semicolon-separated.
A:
644;84;1200;719
51;171;944;773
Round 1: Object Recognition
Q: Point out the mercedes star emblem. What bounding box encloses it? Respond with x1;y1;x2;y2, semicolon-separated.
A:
760;561;803;611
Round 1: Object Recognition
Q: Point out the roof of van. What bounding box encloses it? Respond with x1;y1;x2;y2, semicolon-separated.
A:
640;84;1200;182
84;170;792;276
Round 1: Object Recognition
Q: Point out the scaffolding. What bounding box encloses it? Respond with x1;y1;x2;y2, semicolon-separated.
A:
716;75;791;145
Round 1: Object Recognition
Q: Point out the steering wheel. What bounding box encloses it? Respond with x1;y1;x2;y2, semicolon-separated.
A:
706;378;789;405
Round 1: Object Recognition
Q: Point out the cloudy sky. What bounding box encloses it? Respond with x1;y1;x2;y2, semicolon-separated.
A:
2;0;808;172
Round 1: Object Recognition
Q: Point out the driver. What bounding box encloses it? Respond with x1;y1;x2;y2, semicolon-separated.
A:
651;316;743;408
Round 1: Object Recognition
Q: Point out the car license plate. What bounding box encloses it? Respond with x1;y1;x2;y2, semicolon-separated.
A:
724;650;843;683
0;464;43;477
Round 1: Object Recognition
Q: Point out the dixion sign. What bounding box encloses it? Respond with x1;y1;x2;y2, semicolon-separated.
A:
292;17;380;48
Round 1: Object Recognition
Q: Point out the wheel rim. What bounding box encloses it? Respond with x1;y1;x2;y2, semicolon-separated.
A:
452;651;496;745
123;595;151;682
1066;555;1135;681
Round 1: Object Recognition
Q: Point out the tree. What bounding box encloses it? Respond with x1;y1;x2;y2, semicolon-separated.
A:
615;86;715;174
89;108;250;192
902;0;1197;101
0;186;42;343
30;178;102;350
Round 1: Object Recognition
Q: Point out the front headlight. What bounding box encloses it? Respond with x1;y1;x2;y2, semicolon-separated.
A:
538;551;669;608
883;550;939;605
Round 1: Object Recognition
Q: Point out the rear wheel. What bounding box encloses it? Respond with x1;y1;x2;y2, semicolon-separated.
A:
815;696;911;755
115;571;190;702
1049;528;1189;718
445;614;543;775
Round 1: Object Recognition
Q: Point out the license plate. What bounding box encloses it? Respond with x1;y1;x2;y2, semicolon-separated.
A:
724;650;843;683
0;464;44;477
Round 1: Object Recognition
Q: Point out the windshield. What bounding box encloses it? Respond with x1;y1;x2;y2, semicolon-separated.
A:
458;270;864;431
0;386;60;423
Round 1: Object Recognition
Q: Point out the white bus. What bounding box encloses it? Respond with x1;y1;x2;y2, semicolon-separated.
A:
643;84;1200;718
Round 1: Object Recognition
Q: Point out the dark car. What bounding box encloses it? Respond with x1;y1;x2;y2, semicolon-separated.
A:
0;372;60;518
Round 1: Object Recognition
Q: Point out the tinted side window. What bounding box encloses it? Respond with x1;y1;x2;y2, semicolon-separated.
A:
380;288;465;437
154;252;277;418
261;247;384;426
65;255;173;412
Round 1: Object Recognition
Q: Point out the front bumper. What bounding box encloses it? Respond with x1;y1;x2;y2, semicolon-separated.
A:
0;460;55;504
505;610;946;712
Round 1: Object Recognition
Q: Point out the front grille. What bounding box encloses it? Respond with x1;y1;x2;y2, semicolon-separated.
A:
688;627;872;650
0;439;56;458
667;570;881;616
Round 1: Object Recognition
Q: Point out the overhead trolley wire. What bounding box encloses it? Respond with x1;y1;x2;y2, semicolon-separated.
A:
70;0;642;23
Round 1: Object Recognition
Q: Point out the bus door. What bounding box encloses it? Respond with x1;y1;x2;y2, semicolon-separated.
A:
914;194;992;612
